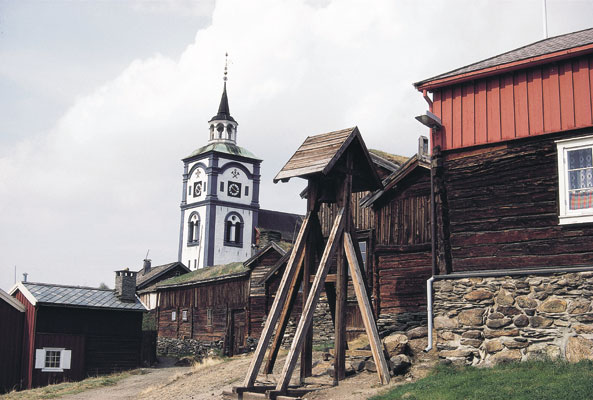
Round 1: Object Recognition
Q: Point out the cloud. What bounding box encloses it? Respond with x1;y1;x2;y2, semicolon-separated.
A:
2;0;593;290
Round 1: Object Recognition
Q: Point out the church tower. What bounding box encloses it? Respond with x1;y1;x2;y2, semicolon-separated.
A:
178;58;261;270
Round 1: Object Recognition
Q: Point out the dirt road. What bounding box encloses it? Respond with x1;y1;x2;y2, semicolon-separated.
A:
58;349;433;400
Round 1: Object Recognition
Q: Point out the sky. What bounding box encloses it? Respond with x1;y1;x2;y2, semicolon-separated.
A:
1;0;592;291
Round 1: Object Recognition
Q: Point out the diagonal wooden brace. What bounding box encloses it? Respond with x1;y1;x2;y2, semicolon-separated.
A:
276;208;345;393
344;232;391;385
242;213;312;388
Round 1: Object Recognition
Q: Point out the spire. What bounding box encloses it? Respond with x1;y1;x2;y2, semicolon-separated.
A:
209;53;236;123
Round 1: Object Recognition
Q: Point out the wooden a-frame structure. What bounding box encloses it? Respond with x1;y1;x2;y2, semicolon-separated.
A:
230;127;390;400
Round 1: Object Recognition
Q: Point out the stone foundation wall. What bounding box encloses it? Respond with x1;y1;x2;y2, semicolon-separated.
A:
377;312;427;337
433;271;593;365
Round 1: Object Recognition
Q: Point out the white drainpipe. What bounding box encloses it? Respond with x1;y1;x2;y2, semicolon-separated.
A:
424;276;435;352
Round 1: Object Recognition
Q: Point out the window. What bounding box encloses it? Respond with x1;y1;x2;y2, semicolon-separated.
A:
35;348;71;372
182;310;188;321
557;135;593;224
245;186;249;196
358;240;368;271
220;181;225;192
207;309;213;326
172;311;177;321
187;213;200;245
224;212;244;247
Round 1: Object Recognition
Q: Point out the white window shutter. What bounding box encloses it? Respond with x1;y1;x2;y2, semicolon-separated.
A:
35;349;45;369
61;350;72;369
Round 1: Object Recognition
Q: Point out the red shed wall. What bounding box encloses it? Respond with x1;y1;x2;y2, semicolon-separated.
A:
0;299;24;393
431;55;593;151
14;291;36;389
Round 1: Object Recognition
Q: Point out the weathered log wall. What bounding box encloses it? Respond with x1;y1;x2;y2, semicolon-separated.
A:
439;130;593;272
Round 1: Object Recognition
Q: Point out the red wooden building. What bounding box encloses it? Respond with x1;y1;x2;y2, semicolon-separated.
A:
8;272;146;389
0;288;25;393
415;27;593;274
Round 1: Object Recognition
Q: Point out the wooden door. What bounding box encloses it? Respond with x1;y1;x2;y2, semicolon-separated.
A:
231;310;246;356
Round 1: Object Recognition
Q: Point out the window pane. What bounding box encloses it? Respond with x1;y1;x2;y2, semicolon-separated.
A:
568;148;593;170
45;350;61;368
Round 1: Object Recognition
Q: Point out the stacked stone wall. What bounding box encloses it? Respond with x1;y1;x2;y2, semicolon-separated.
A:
433;271;593;365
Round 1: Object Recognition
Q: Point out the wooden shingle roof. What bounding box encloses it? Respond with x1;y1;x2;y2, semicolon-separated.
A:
273;126;382;193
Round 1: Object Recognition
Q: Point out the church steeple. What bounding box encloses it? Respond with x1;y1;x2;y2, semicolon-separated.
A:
208;53;238;144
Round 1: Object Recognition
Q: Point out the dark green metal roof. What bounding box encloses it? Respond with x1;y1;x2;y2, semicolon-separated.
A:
185;142;261;160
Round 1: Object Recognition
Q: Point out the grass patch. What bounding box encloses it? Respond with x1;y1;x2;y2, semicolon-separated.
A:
370;360;593;400
3;369;145;399
312;340;334;352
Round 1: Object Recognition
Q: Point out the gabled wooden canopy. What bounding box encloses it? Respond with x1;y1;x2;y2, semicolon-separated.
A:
273;127;382;193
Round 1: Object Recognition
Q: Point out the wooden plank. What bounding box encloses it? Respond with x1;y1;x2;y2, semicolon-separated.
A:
527;68;544;135
441;87;453;150
243;213;312;388
334;153;352;383
513;70;529;137
264;253;304;374
542;63;561;132
475;80;487;144
343;232;390;385
276;209;345;393
499;74;514;140
573;58;593;127
559;60;575;130
452;86;462;148
461;82;475;147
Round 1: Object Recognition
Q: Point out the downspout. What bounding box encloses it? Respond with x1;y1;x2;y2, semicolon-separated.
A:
424;88;436;353
424;276;435;352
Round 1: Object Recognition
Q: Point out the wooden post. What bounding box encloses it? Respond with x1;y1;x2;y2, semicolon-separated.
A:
334;152;352;383
242;213;312;388
264;252;304;374
276;209;345;393
301;182;319;380
344;232;391;384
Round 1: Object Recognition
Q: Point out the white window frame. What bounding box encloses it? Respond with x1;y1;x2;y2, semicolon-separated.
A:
172;310;177;321
35;347;72;372
557;134;593;225
182;310;188;321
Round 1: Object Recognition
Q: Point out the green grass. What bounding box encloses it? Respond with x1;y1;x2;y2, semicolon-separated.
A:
370;360;593;400
312;340;334;352
3;369;146;399
158;261;247;286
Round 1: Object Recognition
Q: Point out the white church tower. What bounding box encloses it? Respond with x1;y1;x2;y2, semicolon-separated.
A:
178;58;261;270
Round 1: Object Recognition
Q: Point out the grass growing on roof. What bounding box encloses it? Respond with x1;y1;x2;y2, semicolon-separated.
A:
369;149;409;166
158;262;247;286
370;360;593;400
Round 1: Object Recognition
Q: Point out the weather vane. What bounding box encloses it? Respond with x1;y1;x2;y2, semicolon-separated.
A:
224;52;229;82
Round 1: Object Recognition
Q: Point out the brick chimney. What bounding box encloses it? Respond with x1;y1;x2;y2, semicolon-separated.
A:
143;259;151;274
115;269;137;302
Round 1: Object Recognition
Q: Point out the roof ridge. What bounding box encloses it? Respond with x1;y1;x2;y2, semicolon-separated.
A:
23;281;113;292
415;27;593;88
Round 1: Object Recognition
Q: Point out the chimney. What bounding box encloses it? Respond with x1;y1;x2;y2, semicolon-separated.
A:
22;273;28;283
115;269;137;302
418;135;429;161
143;259;152;274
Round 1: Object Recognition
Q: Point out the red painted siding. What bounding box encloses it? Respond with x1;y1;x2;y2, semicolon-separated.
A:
14;291;36;389
431;56;593;151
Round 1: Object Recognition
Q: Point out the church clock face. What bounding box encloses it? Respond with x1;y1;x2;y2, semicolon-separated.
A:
227;182;241;198
193;182;202;197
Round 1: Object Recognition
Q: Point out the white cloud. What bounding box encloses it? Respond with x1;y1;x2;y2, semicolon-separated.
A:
1;0;593;290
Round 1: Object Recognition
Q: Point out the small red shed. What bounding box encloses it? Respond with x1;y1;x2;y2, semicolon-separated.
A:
10;276;146;389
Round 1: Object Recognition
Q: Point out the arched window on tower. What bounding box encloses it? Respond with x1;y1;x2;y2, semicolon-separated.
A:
216;123;224;139
209;124;215;140
224;212;243;247
226;124;233;140
187;212;200;245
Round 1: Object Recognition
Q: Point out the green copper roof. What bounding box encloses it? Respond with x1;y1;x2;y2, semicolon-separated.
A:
185;142;261;160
